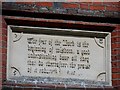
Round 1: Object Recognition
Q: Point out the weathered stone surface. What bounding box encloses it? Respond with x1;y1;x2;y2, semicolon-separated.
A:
6;26;112;88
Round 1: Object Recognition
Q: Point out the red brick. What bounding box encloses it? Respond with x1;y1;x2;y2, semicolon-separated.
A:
1;67;6;75
2;60;6;67
15;83;36;87
112;62;118;67
92;2;103;5
115;25;120;30
2;28;7;36
0;67;6;73
117;87;120;90
118;80;120;85
92;0;103;2
82;2;93;4
0;48;7;54
118;61;120;66
116;55;120;60
112;80;118;86
35;2;53;7
113;62;119;67
103;2;119;6
112;43;120;49
0;41;7;49
111;32;117;37
90;5;105;10
1;17;5;22
2;54;7;61
112;56;117;60
0;36;7;42
62;3;79;8
2;73;6;80
2;21;7;29
112;73;120;79
112;55;120;61
112;31;120;37
106;6;120;12
112;37;120;43
3;41;7;48
112;49;120;55
80;3;89;10
112;68;120;73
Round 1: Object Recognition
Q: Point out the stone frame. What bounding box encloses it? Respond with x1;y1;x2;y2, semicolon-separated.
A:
7;25;112;88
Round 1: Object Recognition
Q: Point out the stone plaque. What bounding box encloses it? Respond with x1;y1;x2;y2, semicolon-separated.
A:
7;26;111;86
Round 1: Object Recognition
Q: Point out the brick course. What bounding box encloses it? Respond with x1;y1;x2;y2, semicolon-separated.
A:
35;2;53;7
80;3;89;10
1;2;120;90
62;3;79;8
90;5;105;10
2;2;120;18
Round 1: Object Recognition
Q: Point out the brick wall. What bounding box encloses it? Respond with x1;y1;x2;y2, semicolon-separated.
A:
1;2;120;90
112;25;120;90
2;2;120;18
0;15;7;90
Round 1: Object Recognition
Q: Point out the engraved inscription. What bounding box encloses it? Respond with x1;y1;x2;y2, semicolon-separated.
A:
26;35;91;77
9;32;105;81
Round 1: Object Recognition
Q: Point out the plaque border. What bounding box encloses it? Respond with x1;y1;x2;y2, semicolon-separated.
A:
7;25;112;86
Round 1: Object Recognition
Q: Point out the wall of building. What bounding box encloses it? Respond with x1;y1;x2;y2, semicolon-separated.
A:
1;2;120;90
1;2;120;18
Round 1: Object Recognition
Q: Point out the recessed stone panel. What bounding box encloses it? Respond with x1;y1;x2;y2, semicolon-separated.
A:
7;26;111;87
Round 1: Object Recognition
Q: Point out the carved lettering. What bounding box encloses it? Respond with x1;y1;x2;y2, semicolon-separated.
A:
26;35;91;77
